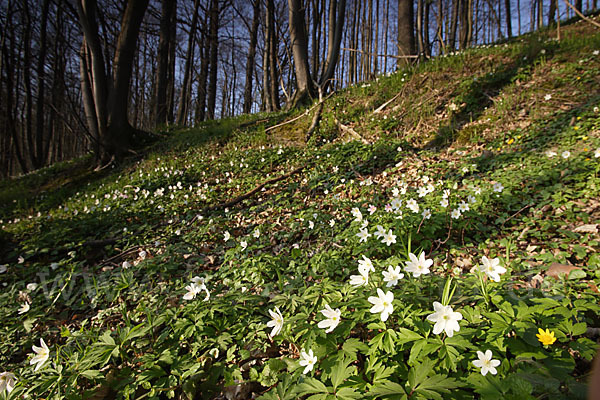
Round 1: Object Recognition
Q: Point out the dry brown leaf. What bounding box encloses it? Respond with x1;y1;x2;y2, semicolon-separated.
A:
573;224;598;234
546;262;582;279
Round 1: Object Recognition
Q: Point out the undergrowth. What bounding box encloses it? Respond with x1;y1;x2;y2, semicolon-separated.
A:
0;16;599;400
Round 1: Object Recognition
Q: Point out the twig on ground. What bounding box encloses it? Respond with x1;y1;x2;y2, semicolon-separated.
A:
205;165;307;211
265;93;334;133
333;115;369;144
562;0;600;28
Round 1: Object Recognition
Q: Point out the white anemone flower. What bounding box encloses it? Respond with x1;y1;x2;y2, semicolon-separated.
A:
349;269;369;286
317;304;341;333
183;283;204;300
426;302;462;337
30;338;50;371
472;350;501;376
356;228;371;243
266;307;284;337
358;255;375;275
299;349;318;374
351;207;363;222
18;302;30;314
381;229;396;246
0;372;17;394
404;252;433;277
368;289;394;321
374;225;386;238
406;199;419;213
382;265;404;287
478;256;506;282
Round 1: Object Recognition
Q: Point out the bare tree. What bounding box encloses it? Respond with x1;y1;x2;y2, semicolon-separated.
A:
176;0;200;125
154;0;177;127
206;0;219;120
76;0;150;164
243;0;260;114
398;0;415;65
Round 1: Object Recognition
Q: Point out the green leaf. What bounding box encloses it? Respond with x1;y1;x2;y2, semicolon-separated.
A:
367;380;407;399
571;322;587;336
296;378;330;397
568;269;586;280
412;374;461;400
80;369;103;380
258;374;297;400
335;387;362;400
342;338;369;357
395;328;423;345
99;330;115;346
330;357;355;391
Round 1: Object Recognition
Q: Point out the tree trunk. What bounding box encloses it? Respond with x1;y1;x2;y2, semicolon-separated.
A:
549;0;557;24
423;0;431;56
76;0;149;164
416;0;424;57
397;0;415;66
319;0;346;92
267;0;280;110
517;0;521;34
1;12;28;173
504;0;512;36
167;4;177;124
33;0;51;168
195;24;209;123
206;0;219;120
243;0;260;114
176;0;199;125
435;0;445;54
288;0;315;107
449;0;460;50
154;0;176;126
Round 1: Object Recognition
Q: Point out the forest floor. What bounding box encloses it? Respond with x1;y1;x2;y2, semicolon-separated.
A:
1;16;600;400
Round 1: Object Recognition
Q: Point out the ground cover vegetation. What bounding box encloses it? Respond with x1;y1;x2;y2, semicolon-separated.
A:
1;16;600;400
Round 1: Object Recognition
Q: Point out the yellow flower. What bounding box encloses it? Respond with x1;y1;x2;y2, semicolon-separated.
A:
536;328;557;346
507;138;514;145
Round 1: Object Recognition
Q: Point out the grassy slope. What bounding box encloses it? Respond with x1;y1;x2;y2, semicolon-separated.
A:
1;17;600;400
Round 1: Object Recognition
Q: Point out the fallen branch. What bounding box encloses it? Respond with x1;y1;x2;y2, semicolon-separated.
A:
342;48;419;59
205;165;307;211
237;118;271;130
265;92;334;133
562;0;600;28
333;115;369;144
373;88;406;114
373;76;428;114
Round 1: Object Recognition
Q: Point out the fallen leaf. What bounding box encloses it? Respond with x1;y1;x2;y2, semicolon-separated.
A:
573;224;598;234
546;262;582;279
